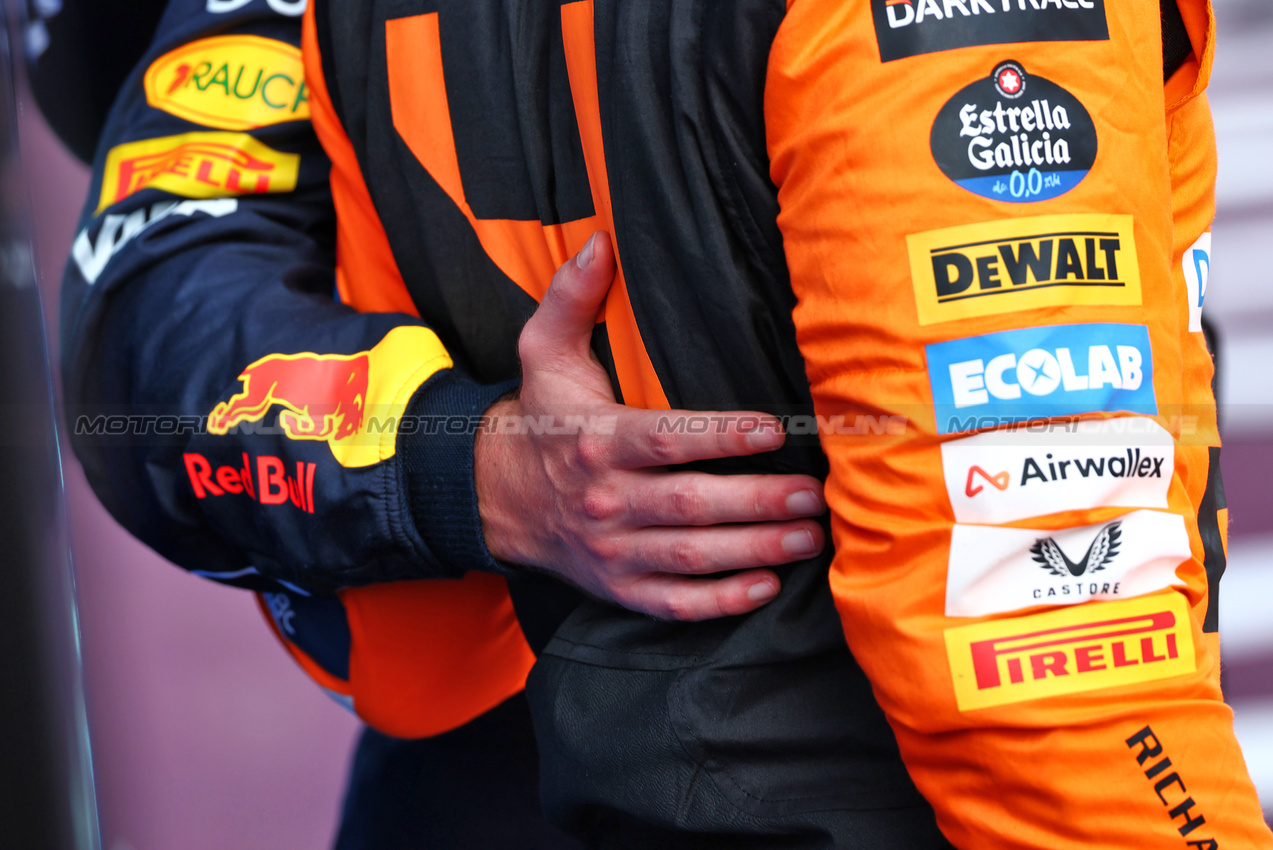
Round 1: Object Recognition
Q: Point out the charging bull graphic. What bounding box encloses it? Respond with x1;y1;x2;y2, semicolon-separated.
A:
208;352;370;441
205;327;453;468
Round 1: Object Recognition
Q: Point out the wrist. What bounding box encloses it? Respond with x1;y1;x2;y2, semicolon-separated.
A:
397;373;519;575
473;397;534;566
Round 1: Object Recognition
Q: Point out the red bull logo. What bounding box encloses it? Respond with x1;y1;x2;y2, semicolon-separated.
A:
204;328;454;468
184;452;316;513
208;351;369;441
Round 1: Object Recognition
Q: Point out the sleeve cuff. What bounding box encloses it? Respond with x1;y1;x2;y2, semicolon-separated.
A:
397;372;519;577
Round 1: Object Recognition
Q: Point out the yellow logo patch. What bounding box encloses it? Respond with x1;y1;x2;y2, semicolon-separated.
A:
143;35;309;131
97;131;300;214
207;327;452;469
907;214;1142;325
944;593;1195;712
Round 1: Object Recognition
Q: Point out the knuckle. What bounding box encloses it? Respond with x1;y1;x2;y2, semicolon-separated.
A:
580;487;619;522
668;482;706;524
573;434;609;471
668;539;704;573
644;429;678;465
661;591;698;622
584;534;620;565
517;328;544;364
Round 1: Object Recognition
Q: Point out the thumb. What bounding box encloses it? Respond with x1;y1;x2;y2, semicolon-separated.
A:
522;231;615;362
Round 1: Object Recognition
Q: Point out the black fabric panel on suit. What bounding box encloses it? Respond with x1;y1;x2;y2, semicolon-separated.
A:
592;0;809;420
313;0;346;133
1160;0;1193;81
438;2;595;223
1197;446;1227;633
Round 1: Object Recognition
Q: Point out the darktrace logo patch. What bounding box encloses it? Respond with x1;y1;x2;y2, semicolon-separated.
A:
872;0;1109;63
930;61;1097;203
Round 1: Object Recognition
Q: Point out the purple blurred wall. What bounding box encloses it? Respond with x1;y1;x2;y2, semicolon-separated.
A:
19;86;360;850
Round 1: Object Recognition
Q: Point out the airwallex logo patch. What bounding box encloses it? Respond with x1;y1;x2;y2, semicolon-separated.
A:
871;0;1108;62
931;61;1097;203
926;323;1157;434
940;417;1173;524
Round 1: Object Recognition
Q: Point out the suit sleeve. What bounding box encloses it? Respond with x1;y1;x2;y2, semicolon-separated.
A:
766;0;1272;846
61;0;512;596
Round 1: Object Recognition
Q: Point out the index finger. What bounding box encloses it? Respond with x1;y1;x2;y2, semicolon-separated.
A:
607;408;786;469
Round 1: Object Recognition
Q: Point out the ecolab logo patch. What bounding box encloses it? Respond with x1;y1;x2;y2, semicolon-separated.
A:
940;416;1172;524
931;62;1097;203
1182;232;1210;333
97;131;299;214
907;213;1141;324
926;323;1157;435
944;592;1196;711
143;35;310;131
945;509;1191;618
872;0;1108;62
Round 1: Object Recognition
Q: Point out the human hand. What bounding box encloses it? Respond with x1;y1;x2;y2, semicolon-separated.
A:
474;232;826;621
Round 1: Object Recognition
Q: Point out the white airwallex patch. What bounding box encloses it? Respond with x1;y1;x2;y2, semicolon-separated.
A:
1182;231;1210;333
945;509;1191;618
940;416;1173;525
72;198;238;285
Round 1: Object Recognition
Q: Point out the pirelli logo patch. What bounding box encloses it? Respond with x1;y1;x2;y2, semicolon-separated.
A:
907;214;1141;325
944;593;1195;711
97;131;299;214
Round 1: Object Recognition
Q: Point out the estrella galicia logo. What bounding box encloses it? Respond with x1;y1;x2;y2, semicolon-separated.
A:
872;0;1108;63
1031;520;1121;578
926;323;1158;434
931;61;1097;203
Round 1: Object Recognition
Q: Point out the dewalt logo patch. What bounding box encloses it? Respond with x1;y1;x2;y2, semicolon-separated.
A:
97;131;299;214
944;593;1195;711
907;213;1141;325
143;35;309;131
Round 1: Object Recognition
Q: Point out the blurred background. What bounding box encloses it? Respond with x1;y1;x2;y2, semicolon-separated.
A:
9;0;1273;848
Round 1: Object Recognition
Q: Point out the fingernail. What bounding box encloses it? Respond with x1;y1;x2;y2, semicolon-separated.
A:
782;529;817;556
785;490;822;516
746;427;783;451
747;580;777;602
576;233;598;269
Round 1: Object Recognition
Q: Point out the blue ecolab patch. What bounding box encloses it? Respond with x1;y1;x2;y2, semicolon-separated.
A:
927;323;1157;435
